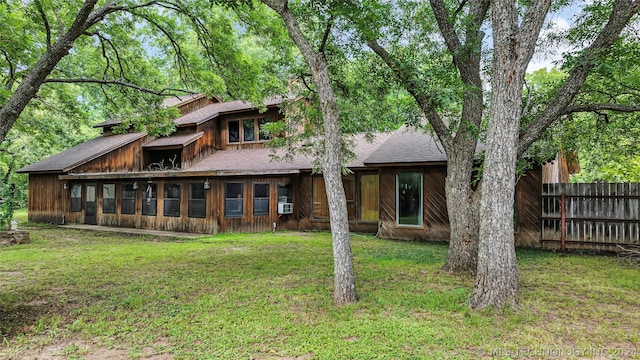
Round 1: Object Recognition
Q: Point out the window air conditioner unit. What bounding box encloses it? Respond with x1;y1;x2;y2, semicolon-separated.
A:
278;202;293;215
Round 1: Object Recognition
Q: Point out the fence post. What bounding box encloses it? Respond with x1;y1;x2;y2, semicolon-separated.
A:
561;193;566;251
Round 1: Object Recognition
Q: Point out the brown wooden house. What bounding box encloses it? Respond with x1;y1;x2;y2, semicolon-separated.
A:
18;96;544;247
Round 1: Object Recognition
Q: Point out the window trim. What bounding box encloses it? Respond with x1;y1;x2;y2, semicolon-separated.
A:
70;184;82;212
396;172;423;227
121;183;136;215
224;182;244;218
163;183;181;217
102;183;116;214
253;182;270;216
188;183;207;218
227;117;272;144
142;183;157;216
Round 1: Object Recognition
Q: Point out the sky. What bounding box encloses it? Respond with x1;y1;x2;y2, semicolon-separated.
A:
528;4;581;72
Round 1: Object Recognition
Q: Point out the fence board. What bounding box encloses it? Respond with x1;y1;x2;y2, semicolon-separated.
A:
542;182;640;250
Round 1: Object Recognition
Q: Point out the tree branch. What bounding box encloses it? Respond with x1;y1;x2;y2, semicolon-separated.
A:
42;78;196;97
34;0;52;51
517;0;552;70
367;39;450;143
562;103;640;115
518;0;640;156
319;15;333;53
1;50;15;91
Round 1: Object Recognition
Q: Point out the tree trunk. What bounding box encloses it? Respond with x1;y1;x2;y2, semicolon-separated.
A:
469;0;524;309
316;52;357;305
442;146;480;274
263;0;357;304
469;83;520;308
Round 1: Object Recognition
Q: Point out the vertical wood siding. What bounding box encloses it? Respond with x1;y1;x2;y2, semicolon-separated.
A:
515;166;542;247
27;174;67;224
74;137;146;173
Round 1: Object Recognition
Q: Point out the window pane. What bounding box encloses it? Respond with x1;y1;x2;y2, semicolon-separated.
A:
228;120;240;143
102;184;116;214
278;183;291;203
397;172;422;226
86;185;96;202
225;183;243;217
254;183;270;216
312;176;329;220
164;183;180;217
71;184;82;212
121;184;135;215
189;183;206;218
243;119;255;142
258;118;271;141
142;183;157;216
361;174;379;222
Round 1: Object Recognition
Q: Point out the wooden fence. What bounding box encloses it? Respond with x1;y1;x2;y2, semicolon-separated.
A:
542;183;640;251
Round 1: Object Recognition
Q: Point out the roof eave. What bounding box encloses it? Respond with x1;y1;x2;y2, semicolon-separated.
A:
59;169;301;180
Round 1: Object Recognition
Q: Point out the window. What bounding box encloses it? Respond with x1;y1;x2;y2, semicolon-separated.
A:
258;118;271;141
70;184;82;212
360;174;379;222
164;183;181;217
254;183;270;216
142;183;157;216
228;120;240;143
189;183;206;218
278;183;291;203
397;172;422;226
243;119;255;142
228;118;272;143
121;184;136;214
225;182;243;218
102;184;116;214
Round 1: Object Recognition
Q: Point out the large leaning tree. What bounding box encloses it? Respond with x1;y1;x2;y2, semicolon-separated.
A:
259;0;357;305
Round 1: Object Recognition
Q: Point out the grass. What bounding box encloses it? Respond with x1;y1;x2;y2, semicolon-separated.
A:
0;211;639;359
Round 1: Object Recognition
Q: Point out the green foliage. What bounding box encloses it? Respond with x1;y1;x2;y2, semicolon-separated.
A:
0;182;19;230
525;35;640;182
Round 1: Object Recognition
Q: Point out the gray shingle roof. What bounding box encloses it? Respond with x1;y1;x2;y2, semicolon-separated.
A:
17;132;146;173
364;127;448;164
188;133;394;172
143;132;204;149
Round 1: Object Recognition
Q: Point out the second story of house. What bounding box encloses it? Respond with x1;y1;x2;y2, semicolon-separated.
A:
18;95;286;176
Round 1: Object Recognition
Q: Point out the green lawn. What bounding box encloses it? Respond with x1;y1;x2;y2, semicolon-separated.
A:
0;216;639;359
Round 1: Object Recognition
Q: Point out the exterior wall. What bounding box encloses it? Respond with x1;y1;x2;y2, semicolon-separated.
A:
377;165;450;241
58;175;298;234
296;172;379;234
515;165;543;247
73;136;147;173
181;120;217;169
27;173;68;224
177;97;215;115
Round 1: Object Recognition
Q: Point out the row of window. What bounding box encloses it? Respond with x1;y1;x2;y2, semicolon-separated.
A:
228;118;271;144
70;182;290;218
69;172;420;225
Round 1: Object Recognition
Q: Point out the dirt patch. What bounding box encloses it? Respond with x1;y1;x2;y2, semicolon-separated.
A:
4;338;174;360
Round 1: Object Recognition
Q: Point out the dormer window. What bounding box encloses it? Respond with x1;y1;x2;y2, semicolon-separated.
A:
228;117;271;144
